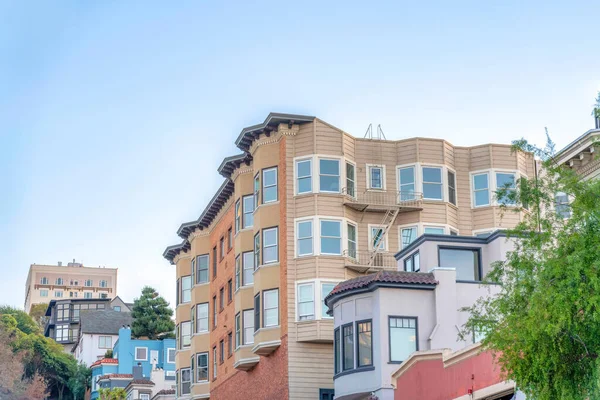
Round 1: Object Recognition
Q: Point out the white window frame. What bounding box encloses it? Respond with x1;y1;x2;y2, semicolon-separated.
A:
196;303;209;334
135;347;148;361
366;164;386;190
196;352;209;383
447;168;457;206
295;279;341;322
472;171;490;207
318;157;341;193
262;227;278;264
399;225;418;249
40;277;48;285
345;161;356;198
242;309;254;345
181;275;191;303
296;282;315;321
180;321;191;348
242;195;254;229
180;367;191;395
40;289;48;297
368;224;388;251
167;348;176;363
495;171;517;205
397;164;416;200
421;165;444;201
262;167;278;203
296;219;314;257
320;219;342;255
140;394;150;400
212;347;217;379
56;277;63;285
423;225;447;235
347;222;357;259
55;291;63;298
242;251;254;285
470;169;523;208
99;280;107;288
98;336;112;349
295;158;313;195
263;289;279;328
84;279;93;287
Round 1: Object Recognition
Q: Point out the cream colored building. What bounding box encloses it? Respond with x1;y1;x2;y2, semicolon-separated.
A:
24;260;118;312
163;113;534;400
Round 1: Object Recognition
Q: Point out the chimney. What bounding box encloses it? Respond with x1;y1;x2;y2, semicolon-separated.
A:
132;364;143;380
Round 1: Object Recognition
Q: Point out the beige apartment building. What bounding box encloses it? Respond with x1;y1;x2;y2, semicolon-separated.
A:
24;260;118;312
163;113;534;400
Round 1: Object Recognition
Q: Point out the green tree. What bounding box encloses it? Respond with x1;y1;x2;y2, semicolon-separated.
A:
0;306;40;335
462;134;600;399
98;387;127;400
68;362;91;400
131;286;175;339
28;303;49;330
104;349;113;358
593;91;600;119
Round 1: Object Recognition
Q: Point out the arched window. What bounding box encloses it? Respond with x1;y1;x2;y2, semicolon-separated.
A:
40;277;48;285
56;278;63;285
99;280;107;288
85;279;93;287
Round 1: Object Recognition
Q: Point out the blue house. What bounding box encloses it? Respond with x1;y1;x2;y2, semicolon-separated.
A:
91;327;176;399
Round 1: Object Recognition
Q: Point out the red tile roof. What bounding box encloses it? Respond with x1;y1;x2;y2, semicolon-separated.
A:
98;374;133;380
90;358;119;368
326;270;437;301
155;389;176;395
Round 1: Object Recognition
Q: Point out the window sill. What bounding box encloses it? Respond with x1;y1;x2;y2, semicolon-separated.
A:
253;263;279;273
192;331;209;338
254;201;280;214
255;325;280;334
193;282;210;288
334;366;375;379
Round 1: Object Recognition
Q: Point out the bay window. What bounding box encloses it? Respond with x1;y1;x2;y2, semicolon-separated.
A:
254;233;260;269
235;199;241;232
496;172;516;205
254;173;260;207
235;313;241;348
196;303;208;333
356;320;372;367
180;368;191;395
422;166;442;200
242;251;254;285
424;226;445;235
263;289;279;327
404;252;420;272
371;226;386;250
342;323;354;371
321;283;336;317
242;195;254;228
180;321;191;348
448;170;456;205
181;276;191;303
296;159;312;194
262;167;278;203
196;353;208;383
438;247;481;281
473;173;490;207
297;220;313;257
262;227;278;264
235;256;241;290
243;309;254;344
398;166;415;200
334;328;341;374
400;226;417;248
346;162;356;197
389;317;417;362
320;220;341;255
347;223;357;259
319;159;340;193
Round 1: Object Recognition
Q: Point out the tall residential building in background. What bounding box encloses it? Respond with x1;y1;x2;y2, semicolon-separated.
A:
163;113;534;400
24;260;118;312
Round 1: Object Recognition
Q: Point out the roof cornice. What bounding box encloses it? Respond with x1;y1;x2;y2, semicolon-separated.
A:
234;112;315;152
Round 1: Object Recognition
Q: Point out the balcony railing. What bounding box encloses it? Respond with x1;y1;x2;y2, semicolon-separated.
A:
343;250;397;273
342;188;423;211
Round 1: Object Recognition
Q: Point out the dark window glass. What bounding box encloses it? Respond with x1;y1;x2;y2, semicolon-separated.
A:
212;247;217;279
357;320;372;367
389;317;417;362
227;280;233;302
448;171;456;205
439;247;480;281
334;328;340;374
254;294;260;332
342;324;354;371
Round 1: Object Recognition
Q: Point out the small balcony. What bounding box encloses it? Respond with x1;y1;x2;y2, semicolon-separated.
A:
342;188;423;212
343;250;397;273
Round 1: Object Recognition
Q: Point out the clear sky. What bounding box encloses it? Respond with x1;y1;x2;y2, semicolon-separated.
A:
1;1;598;309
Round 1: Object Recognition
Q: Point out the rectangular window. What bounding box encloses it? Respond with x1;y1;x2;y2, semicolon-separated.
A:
98;336;112;349
448;171;456;205
404;252;420;272
55;291;63;298
196;353;208;383
228;332;233;356
220;237;225;260
254;232;260;269
263;167;278;203
55;324;69;342
219;340;224;364
263;227;278;264
321;283;336;318
99;280;107;288
219;287;224;311
213;246;217;280
40;289;48;297
254;173;260;207
473;173;490;207
181;321;191;348
212;347;217;379
168;348;176;363
213;296;217;329
297;283;315;321
235;252;251;287
56;304;69;322
320;220;341;255
135;347;148;361
296;159;312;194
496;172;516;205
263;289;279;327
228;279;233;303
242;195;254;228
181;275;191;303
424;226;445;235
334;328;341;374
369;166;383;189
346;162;356;197
371;226;386;250
191;257;195;284
235;199;241;232
439;247;481;281
347;223;357;259
85;279;93;287
140;394;150;400
243;309;254;344
297;220;313;257
235;255;241;290
181;368;191;395
342;323;354;371
400;226;417;248
235;313;241;348
196;254;209;284
356;320;372;367
555;192;571;219
398;166;415;200
254;295;260;332
197;303;208;333
228;227;233;249
320;159;340;192
389;317;417;362
422;166;443;200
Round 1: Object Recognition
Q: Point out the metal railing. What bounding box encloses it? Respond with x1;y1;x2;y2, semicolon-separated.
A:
343;250;397;270
342;188;423;208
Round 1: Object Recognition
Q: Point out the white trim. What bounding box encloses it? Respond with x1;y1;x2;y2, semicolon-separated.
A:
262;167;278;204
293;215;359;258
368;224;388;251
294;278;342;322
134;347;148;361
294;156;313;195
295;218;314;257
345;159;357;197
319;219;343;255
398;224;419;250
421;164;445;201
318;156;342;194
470;168;523;208
422;224;447;235
366;163;386;190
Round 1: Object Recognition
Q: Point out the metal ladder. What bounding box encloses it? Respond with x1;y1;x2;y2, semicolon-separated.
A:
368;207;400;268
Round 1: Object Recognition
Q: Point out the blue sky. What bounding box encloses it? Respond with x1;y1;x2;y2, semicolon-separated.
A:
1;1;598;308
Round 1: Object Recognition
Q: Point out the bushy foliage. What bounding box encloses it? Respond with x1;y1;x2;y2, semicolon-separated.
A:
131;286;175;339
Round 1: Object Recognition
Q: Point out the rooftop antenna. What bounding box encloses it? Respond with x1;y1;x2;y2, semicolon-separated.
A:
364;123;387;140
364;123;373;139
